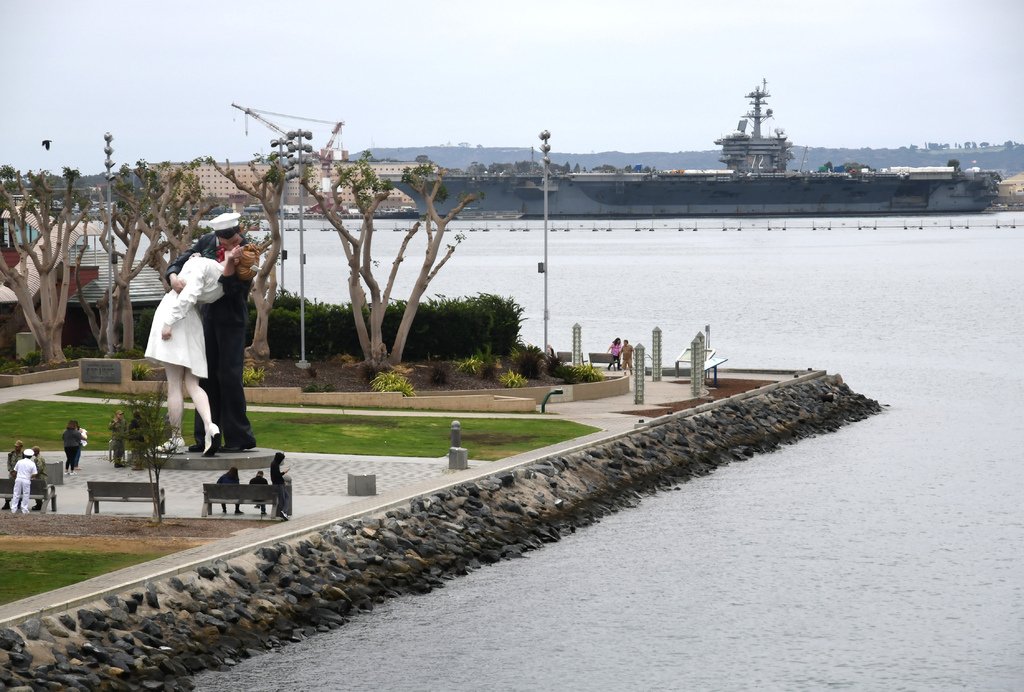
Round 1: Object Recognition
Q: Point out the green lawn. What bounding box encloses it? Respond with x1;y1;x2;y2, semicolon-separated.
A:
0;399;597;461
0;549;174;605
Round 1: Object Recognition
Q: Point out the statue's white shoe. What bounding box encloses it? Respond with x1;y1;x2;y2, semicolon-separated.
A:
203;424;220;454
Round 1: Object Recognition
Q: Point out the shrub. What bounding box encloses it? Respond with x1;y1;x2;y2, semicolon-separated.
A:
510;344;545;379
475;347;499;381
555;363;604;384
572;364;604;383
545;352;563;376
131;362;153;381
455;356;482;375
302;382;335;393
370;371;415;397
19;351;41;367
429;360;452;386
63;345;102;360
361;361;389;383
479;359;499;381
114;348;146;360
499;371;527;388
242;366;266;387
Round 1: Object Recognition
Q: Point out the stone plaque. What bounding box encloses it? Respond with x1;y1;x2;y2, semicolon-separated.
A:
81;360;122;384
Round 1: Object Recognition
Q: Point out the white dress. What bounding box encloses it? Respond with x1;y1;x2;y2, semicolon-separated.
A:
144;257;224;379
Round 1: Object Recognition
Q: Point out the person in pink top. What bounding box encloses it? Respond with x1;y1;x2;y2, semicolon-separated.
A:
607;337;623;370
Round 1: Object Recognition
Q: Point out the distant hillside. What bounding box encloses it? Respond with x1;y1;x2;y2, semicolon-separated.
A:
365;144;1024;176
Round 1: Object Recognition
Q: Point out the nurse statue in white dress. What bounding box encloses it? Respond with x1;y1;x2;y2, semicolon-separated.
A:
145;246;242;453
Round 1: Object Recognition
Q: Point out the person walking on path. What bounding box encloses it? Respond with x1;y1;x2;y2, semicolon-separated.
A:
166;212;256;456
11;449;37;514
108;410;127;467
249;470;269;516
3;440;24;510
270;452;289;521
621;339;635;375
607;337;623;371
63;420;87;475
216;466;242;514
30;446;46;511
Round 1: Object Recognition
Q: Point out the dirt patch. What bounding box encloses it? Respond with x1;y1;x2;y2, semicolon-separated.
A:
256;359;563;393
0;513;266;550
625;378;775;417
0;535;205;553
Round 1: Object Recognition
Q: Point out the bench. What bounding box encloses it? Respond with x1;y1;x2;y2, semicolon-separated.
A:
556;351;573;363
201;484;279;518
0;478;56;513
86;481;165;516
588;352;619;369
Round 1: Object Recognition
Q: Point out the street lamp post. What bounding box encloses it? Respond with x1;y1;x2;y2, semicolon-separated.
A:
103;133;115;355
284;129;313;369
539;130;551;353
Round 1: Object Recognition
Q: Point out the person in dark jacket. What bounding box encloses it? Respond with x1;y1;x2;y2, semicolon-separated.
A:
249;469;269;516
270;452;289;521
165;212;256;457
216;466;242;514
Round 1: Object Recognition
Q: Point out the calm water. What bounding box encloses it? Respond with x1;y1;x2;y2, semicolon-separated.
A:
198;213;1024;691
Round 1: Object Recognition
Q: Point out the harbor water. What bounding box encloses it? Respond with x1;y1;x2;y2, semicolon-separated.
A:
197;212;1024;691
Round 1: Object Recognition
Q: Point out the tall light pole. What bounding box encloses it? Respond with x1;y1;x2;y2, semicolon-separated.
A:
539;130;551;353
284;129;313;369
103;133;115;355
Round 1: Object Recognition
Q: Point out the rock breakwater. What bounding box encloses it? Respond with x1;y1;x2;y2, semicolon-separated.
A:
0;374;880;690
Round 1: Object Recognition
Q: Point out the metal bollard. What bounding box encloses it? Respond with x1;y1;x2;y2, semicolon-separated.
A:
448;420;468;470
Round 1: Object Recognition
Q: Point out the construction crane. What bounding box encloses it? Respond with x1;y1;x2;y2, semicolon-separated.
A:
231;103;346;164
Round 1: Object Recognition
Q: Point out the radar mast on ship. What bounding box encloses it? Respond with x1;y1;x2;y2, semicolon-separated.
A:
715;79;794;174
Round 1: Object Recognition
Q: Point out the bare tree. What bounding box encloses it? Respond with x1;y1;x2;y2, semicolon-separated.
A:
210;157;285;362
0;166;91;363
302;156;478;365
103;161;216;350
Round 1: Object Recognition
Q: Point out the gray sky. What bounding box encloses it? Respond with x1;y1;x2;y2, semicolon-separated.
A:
3;0;1022;173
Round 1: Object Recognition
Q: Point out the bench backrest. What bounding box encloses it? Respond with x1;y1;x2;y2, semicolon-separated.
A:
556;351;573;363
87;481;161;498
202;483;278;501
588;352;615;363
0;478;51;494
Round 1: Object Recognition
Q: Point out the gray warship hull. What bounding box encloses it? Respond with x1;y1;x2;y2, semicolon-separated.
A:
395;169;998;219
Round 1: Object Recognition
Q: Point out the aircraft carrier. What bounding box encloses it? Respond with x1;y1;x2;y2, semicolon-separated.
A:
392;82;999;219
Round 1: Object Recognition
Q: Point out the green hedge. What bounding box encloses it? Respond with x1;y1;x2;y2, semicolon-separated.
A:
254;291;524;361
130;292;523;362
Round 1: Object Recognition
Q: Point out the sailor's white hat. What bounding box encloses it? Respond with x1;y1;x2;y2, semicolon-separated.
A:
209;212;241;232
23;448;34;457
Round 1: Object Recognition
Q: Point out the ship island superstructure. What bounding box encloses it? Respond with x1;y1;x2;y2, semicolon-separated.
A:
390;82;999;219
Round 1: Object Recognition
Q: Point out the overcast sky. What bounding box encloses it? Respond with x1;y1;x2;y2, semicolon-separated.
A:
3;0;1022;174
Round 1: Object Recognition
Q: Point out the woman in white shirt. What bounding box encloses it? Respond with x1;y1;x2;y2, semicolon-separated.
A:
145;248;241;453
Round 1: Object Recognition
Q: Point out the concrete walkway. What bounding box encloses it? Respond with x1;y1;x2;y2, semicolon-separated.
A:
0;367;796;624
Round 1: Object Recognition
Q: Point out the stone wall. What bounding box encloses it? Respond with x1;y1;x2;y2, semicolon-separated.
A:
0;374;881;689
